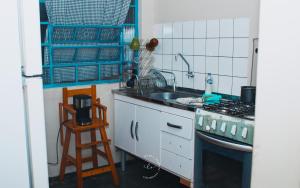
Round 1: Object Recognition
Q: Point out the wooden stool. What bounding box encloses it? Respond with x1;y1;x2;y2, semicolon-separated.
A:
59;85;119;188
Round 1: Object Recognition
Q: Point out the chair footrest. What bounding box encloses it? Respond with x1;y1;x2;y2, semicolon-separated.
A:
76;139;111;149
82;165;112;178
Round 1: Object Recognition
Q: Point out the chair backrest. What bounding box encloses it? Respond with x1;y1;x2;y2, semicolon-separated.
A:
62;85;97;118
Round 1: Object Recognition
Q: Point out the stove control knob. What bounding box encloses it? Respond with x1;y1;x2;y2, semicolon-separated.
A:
242;127;248;139
205;125;211;131
211;120;217;130
198;116;204;127
231;125;237;135
220;122;226;133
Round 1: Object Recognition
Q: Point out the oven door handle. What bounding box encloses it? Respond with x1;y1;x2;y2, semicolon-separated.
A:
196;131;253;152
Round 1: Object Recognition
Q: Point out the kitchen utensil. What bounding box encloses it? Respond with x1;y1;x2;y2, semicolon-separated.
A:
241;86;256;104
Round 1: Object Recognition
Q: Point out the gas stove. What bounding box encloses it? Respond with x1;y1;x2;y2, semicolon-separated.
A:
195;99;255;145
202;99;255;120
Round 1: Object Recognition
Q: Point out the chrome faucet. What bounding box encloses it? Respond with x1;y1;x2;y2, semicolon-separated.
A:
175;53;194;79
155;69;176;92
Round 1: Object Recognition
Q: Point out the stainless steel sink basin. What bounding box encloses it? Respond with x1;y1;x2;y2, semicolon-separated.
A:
147;92;194;100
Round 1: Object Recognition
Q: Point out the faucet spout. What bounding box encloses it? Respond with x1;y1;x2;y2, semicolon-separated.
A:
175;53;194;78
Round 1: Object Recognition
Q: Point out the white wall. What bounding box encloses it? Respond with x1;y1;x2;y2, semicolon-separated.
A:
140;0;260;85
44;84;120;177
251;0;300;187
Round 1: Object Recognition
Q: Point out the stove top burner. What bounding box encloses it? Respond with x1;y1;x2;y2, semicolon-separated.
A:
202;99;255;119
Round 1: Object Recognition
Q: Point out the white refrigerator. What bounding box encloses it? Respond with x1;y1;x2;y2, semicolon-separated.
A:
0;0;49;187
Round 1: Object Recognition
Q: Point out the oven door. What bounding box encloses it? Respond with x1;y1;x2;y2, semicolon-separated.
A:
194;131;253;188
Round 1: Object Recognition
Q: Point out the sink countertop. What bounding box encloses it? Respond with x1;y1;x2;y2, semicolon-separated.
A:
112;87;240;112
112;87;205;112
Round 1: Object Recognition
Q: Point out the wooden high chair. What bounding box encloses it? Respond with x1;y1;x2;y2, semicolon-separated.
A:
59;85;119;188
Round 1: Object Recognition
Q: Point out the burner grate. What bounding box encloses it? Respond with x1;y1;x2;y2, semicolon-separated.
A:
203;100;255;118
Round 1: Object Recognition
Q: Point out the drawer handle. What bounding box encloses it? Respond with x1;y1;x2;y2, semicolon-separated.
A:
130;120;134;139
167;123;182;129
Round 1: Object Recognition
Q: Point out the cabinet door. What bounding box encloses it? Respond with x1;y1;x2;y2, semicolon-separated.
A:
114;100;136;154
135;106;161;165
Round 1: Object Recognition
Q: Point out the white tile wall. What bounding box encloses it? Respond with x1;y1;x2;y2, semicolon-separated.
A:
163;39;173;54
194;21;207;38
182;21;194;38
194;56;206;73
219;38;233;57
220;19;234;38
183;39;194;55
194;39;206;55
206;57;218;74
219;57;233;76
173;22;183;38
152;18;251;96
207;20;220;38
206;39;219;56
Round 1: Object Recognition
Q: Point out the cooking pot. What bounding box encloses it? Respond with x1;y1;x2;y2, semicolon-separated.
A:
240;86;256;104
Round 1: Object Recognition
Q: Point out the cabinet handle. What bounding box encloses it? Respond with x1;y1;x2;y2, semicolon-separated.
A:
135;122;139;141
130;120;134;139
167;122;182;129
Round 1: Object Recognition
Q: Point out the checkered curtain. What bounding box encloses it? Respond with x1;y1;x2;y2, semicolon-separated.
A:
45;0;131;25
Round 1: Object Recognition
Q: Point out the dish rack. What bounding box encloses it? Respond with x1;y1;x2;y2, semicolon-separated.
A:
137;70;176;90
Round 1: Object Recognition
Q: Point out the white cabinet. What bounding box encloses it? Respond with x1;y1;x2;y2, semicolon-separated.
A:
135;106;161;165
114;94;195;180
114;100;161;165
114;100;135;154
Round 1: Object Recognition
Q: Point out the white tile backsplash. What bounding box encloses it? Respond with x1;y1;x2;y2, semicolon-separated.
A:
219;57;233;76
163;55;173;70
233;38;249;57
173;71;183;87
220;19;234;38
153;18;251;95
194;73;206;90
232;77;248;95
163;23;173;38
207;20;220;38
234;18;250;37
153;54;163;69
194;56;206;73
219;38;234;57
194;39;206;55
206;39;219;56
218;76;233;95
206;57;219;74
182;72;194;88
233;58;249;77
163;39;173;54
173;39;183;54
194;20;207;38
183;39;194;55
183;21;194;38
173;22;183;38
173;55;183;71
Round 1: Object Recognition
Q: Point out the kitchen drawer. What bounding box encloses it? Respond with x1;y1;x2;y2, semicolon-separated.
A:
161;112;193;139
161;132;193;159
161;149;193;180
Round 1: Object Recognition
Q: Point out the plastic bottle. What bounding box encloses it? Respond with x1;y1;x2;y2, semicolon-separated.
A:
205;73;213;95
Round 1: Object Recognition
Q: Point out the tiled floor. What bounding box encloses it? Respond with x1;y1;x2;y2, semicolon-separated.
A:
49;159;187;188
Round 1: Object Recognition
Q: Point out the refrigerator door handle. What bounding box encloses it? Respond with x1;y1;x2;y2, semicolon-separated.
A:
23;77;49;187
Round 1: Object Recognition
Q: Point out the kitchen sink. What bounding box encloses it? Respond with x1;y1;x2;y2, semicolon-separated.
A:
146;92;195;100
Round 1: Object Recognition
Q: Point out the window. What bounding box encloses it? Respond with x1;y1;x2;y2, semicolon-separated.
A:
39;0;138;88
